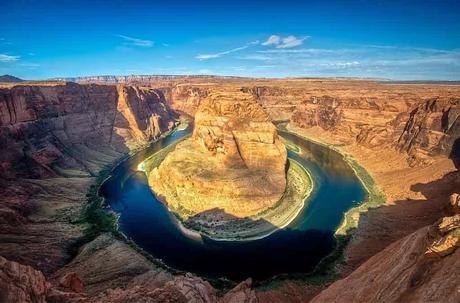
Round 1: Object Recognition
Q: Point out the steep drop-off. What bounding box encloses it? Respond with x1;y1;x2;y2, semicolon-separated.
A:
311;193;460;303
0;82;178;274
1;78;460;303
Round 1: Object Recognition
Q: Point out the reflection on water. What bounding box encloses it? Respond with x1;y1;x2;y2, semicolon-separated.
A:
101;126;366;281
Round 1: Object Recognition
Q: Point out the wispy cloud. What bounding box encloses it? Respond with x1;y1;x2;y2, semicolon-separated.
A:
0;54;20;62
196;40;259;60
18;62;40;69
238;44;460;79
117;35;153;47
262;35;308;48
261;35;281;46
238;54;274;61
258;48;346;54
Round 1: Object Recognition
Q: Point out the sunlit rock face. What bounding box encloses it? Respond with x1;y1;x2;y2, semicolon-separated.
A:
0;83;178;179
149;91;287;218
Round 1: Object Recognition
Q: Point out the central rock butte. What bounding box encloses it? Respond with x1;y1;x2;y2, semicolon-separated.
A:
148;91;287;218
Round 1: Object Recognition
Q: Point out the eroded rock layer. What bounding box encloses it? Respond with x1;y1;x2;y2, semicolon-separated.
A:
311;192;460;303
0;82;178;274
149;91;287;218
1;77;460;303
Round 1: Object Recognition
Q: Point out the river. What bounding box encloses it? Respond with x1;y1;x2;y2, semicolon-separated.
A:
100;125;366;281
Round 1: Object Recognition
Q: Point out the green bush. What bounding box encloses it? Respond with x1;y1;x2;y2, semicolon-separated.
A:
78;167;118;241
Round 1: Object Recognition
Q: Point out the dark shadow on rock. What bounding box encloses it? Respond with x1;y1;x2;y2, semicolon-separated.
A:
344;169;460;273
450;136;460;169
102;168;338;282
176;208;337;282
0;83;179;274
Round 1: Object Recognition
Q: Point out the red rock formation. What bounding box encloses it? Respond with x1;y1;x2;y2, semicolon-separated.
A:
1;78;460;303
0;82;178;275
398;97;460;165
59;272;84;293
0;256;50;303
310;192;460;303
149;91;287;218
0;82;177;179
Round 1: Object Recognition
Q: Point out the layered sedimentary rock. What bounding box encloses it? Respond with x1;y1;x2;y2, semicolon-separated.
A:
0;256;49;303
1;77;460;303
1;249;255;303
166;80;460;162
0;83;177;179
149;91;287;218
311;192;460;303
0;82;178;274
398;97;460;165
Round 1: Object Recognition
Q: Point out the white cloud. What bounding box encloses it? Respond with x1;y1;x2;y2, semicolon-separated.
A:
117;35;153;47
278;35;308;48
258;48;346;55
0;54;20;62
262;35;308;49
262;35;281;46
196;40;259;60
235;43;460;79
319;61;360;69
238;54;273;61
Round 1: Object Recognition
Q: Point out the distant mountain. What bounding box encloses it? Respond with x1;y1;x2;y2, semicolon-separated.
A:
0;75;24;82
52;74;248;84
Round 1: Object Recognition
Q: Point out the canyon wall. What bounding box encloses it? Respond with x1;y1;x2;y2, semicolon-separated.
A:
0;82;178;275
311;193;460;303
0;83;177;179
166;80;460;164
1;78;459;303
397;97;460;165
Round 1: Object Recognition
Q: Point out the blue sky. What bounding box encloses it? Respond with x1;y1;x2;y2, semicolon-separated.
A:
1;0;459;80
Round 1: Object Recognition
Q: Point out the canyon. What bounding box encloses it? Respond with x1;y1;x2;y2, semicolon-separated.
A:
0;76;459;302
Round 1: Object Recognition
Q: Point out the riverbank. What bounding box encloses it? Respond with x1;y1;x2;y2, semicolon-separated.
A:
279;125;385;237
282;124;458;274
141;140;313;241
81;118;187;241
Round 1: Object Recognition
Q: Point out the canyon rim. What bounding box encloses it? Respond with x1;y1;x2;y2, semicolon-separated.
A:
1;1;460;302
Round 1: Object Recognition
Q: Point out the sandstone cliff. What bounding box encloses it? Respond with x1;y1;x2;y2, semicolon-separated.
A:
166;80;460;166
0;256;49;303
398;97;460;165
311;192;460;303
1;78;460;303
149;91;287;218
0;82;178;275
0;250;257;303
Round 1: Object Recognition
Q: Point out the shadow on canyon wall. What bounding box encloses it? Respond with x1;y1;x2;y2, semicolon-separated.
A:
450;137;460;169
0;84;177;274
344;161;459;272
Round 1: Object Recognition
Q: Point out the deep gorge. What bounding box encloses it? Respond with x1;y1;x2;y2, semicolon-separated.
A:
1;78;459;302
